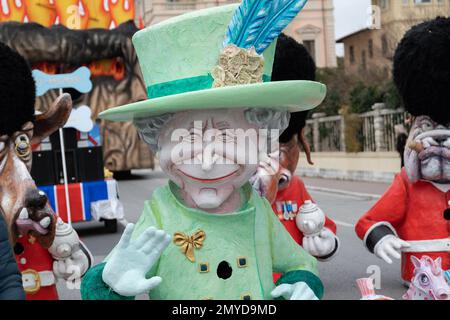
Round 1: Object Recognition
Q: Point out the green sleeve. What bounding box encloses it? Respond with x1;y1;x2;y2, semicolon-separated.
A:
266;201;324;298
81;200;161;300
80;263;134;300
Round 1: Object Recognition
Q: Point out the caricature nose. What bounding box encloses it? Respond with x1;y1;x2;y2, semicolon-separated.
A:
200;143;218;171
24;189;48;210
437;289;449;300
434;136;447;145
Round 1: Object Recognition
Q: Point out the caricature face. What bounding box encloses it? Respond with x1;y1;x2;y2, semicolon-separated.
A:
250;135;300;204
158;109;260;210
0;94;72;247
404;116;450;183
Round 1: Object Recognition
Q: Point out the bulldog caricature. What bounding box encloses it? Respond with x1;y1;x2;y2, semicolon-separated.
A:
355;18;450;283
81;1;328;300
0;42;92;300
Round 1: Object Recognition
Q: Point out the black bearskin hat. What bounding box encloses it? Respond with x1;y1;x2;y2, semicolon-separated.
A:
393;17;450;125
0;42;36;136
272;34;316;143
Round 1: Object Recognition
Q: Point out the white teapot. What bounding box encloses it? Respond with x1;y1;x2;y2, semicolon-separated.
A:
296;200;326;236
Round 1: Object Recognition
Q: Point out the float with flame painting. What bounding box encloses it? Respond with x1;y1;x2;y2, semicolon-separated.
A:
31;66;125;232
0;0;154;174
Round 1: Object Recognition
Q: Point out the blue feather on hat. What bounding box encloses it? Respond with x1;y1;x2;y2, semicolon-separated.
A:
223;0;309;54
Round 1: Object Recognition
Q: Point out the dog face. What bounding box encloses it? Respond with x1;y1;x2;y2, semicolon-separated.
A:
404;116;450;184
0;94;71;247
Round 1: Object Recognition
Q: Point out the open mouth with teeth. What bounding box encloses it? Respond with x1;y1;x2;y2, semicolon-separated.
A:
14;207;52;236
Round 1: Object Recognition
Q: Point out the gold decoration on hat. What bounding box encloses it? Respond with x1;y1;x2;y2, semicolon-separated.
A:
212;45;264;88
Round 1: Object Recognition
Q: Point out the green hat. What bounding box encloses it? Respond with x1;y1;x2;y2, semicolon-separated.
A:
99;3;326;122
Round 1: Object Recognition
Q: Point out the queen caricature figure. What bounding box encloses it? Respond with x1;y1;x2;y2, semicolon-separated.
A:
81;1;328;300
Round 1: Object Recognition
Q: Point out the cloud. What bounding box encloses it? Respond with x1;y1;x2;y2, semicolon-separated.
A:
334;0;371;56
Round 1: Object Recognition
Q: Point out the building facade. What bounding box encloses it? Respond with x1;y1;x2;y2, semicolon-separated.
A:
337;0;450;75
134;0;337;68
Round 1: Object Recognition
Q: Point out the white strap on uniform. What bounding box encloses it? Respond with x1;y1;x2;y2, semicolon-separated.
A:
403;238;450;253
22;270;56;290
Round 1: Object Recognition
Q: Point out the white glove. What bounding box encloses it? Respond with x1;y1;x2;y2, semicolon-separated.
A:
302;228;337;258
374;235;410;264
271;282;319;300
102;223;171;297
53;250;90;280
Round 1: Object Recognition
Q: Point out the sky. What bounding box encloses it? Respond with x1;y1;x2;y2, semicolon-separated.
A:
333;0;371;56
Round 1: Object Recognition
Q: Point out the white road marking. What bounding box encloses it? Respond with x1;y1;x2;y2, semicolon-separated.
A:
334;220;355;228
306;185;381;200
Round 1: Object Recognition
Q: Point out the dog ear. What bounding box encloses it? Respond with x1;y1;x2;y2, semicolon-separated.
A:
411;255;422;269
32;94;72;145
434;257;442;270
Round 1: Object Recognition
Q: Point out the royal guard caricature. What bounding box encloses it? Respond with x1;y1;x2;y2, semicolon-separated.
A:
0;42;92;300
355;18;450;283
250;35;339;276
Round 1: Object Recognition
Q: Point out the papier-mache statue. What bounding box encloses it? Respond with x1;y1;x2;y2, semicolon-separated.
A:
251;35;339;274
355;17;450;284
0;42;92;300
81;1;328;300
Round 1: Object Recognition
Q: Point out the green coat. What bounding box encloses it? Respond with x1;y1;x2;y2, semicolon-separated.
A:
81;182;323;300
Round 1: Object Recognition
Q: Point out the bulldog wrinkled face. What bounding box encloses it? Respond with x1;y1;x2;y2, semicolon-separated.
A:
158;109;260;211
0;122;56;247
405;116;450;184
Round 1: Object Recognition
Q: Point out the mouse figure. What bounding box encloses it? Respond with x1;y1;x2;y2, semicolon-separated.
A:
81;1;328;300
355;17;450;284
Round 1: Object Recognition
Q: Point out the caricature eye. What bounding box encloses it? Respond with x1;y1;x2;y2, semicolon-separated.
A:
0;141;5;153
421;121;434;132
14;134;31;160
419;274;430;286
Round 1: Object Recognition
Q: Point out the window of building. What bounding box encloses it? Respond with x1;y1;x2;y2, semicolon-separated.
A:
368;39;374;58
380;0;389;9
381;35;388;57
361;50;367;70
349;46;355;64
414;0;431;4
303;40;316;62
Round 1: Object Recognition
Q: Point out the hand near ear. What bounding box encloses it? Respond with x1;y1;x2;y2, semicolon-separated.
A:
299;128;314;165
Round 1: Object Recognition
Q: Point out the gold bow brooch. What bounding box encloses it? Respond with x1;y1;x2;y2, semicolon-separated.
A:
173;230;206;262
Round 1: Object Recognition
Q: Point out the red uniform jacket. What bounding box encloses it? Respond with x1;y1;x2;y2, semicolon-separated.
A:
356;168;450;282
272;176;337;282
15;235;58;300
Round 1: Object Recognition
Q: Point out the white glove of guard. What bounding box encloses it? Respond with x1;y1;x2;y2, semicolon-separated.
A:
102;223;171;297
302;228;337;258
374;234;410;264
271;282;319;300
